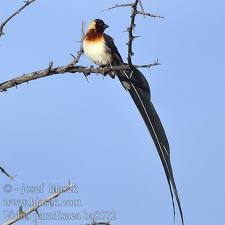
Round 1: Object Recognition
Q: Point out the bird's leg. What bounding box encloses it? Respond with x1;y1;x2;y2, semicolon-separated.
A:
99;64;115;78
98;65;107;76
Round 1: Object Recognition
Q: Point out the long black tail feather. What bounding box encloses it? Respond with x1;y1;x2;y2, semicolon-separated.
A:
117;68;184;224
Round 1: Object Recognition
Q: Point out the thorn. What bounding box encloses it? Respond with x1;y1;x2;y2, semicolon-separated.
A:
83;72;89;82
70;54;76;60
47;61;53;72
123;27;130;33
48;61;53;68
35;209;40;217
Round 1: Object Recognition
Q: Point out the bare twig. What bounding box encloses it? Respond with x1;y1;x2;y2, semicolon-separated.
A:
0;61;159;92
3;183;74;225
104;3;133;11
137;0;145;15
0;166;14;180
105;1;163;18
0;0;37;37
136;10;164;18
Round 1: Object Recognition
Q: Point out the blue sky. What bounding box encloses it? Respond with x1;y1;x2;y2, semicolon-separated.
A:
1;0;225;225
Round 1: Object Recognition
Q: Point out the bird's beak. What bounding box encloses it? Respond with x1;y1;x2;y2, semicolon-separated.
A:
104;24;109;29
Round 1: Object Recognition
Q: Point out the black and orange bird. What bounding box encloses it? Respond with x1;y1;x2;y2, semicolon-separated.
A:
83;19;184;224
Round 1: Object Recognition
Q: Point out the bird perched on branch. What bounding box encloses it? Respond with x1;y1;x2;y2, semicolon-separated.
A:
83;19;184;224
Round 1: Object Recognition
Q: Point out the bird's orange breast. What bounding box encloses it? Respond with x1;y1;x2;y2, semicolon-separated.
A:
84;32;104;43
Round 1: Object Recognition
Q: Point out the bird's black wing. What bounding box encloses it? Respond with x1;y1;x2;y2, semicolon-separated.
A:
104;33;123;64
104;33;184;224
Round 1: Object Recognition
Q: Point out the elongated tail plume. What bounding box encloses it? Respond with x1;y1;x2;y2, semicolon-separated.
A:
118;68;184;224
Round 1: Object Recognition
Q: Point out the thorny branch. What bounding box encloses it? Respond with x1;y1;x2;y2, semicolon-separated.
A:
0;0;36;37
104;3;133;11
3;183;74;225
127;0;139;66
0;61;159;92
106;0;163;67
105;1;163;18
136;11;164;18
0;166;14;180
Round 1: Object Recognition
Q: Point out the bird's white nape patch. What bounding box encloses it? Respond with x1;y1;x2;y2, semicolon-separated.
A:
88;21;96;30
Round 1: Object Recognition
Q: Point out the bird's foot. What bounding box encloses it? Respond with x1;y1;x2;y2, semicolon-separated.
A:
99;65;114;78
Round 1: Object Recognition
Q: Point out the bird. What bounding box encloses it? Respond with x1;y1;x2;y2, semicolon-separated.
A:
83;19;184;224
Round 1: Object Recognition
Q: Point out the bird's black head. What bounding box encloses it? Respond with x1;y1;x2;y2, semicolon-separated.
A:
94;19;109;33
